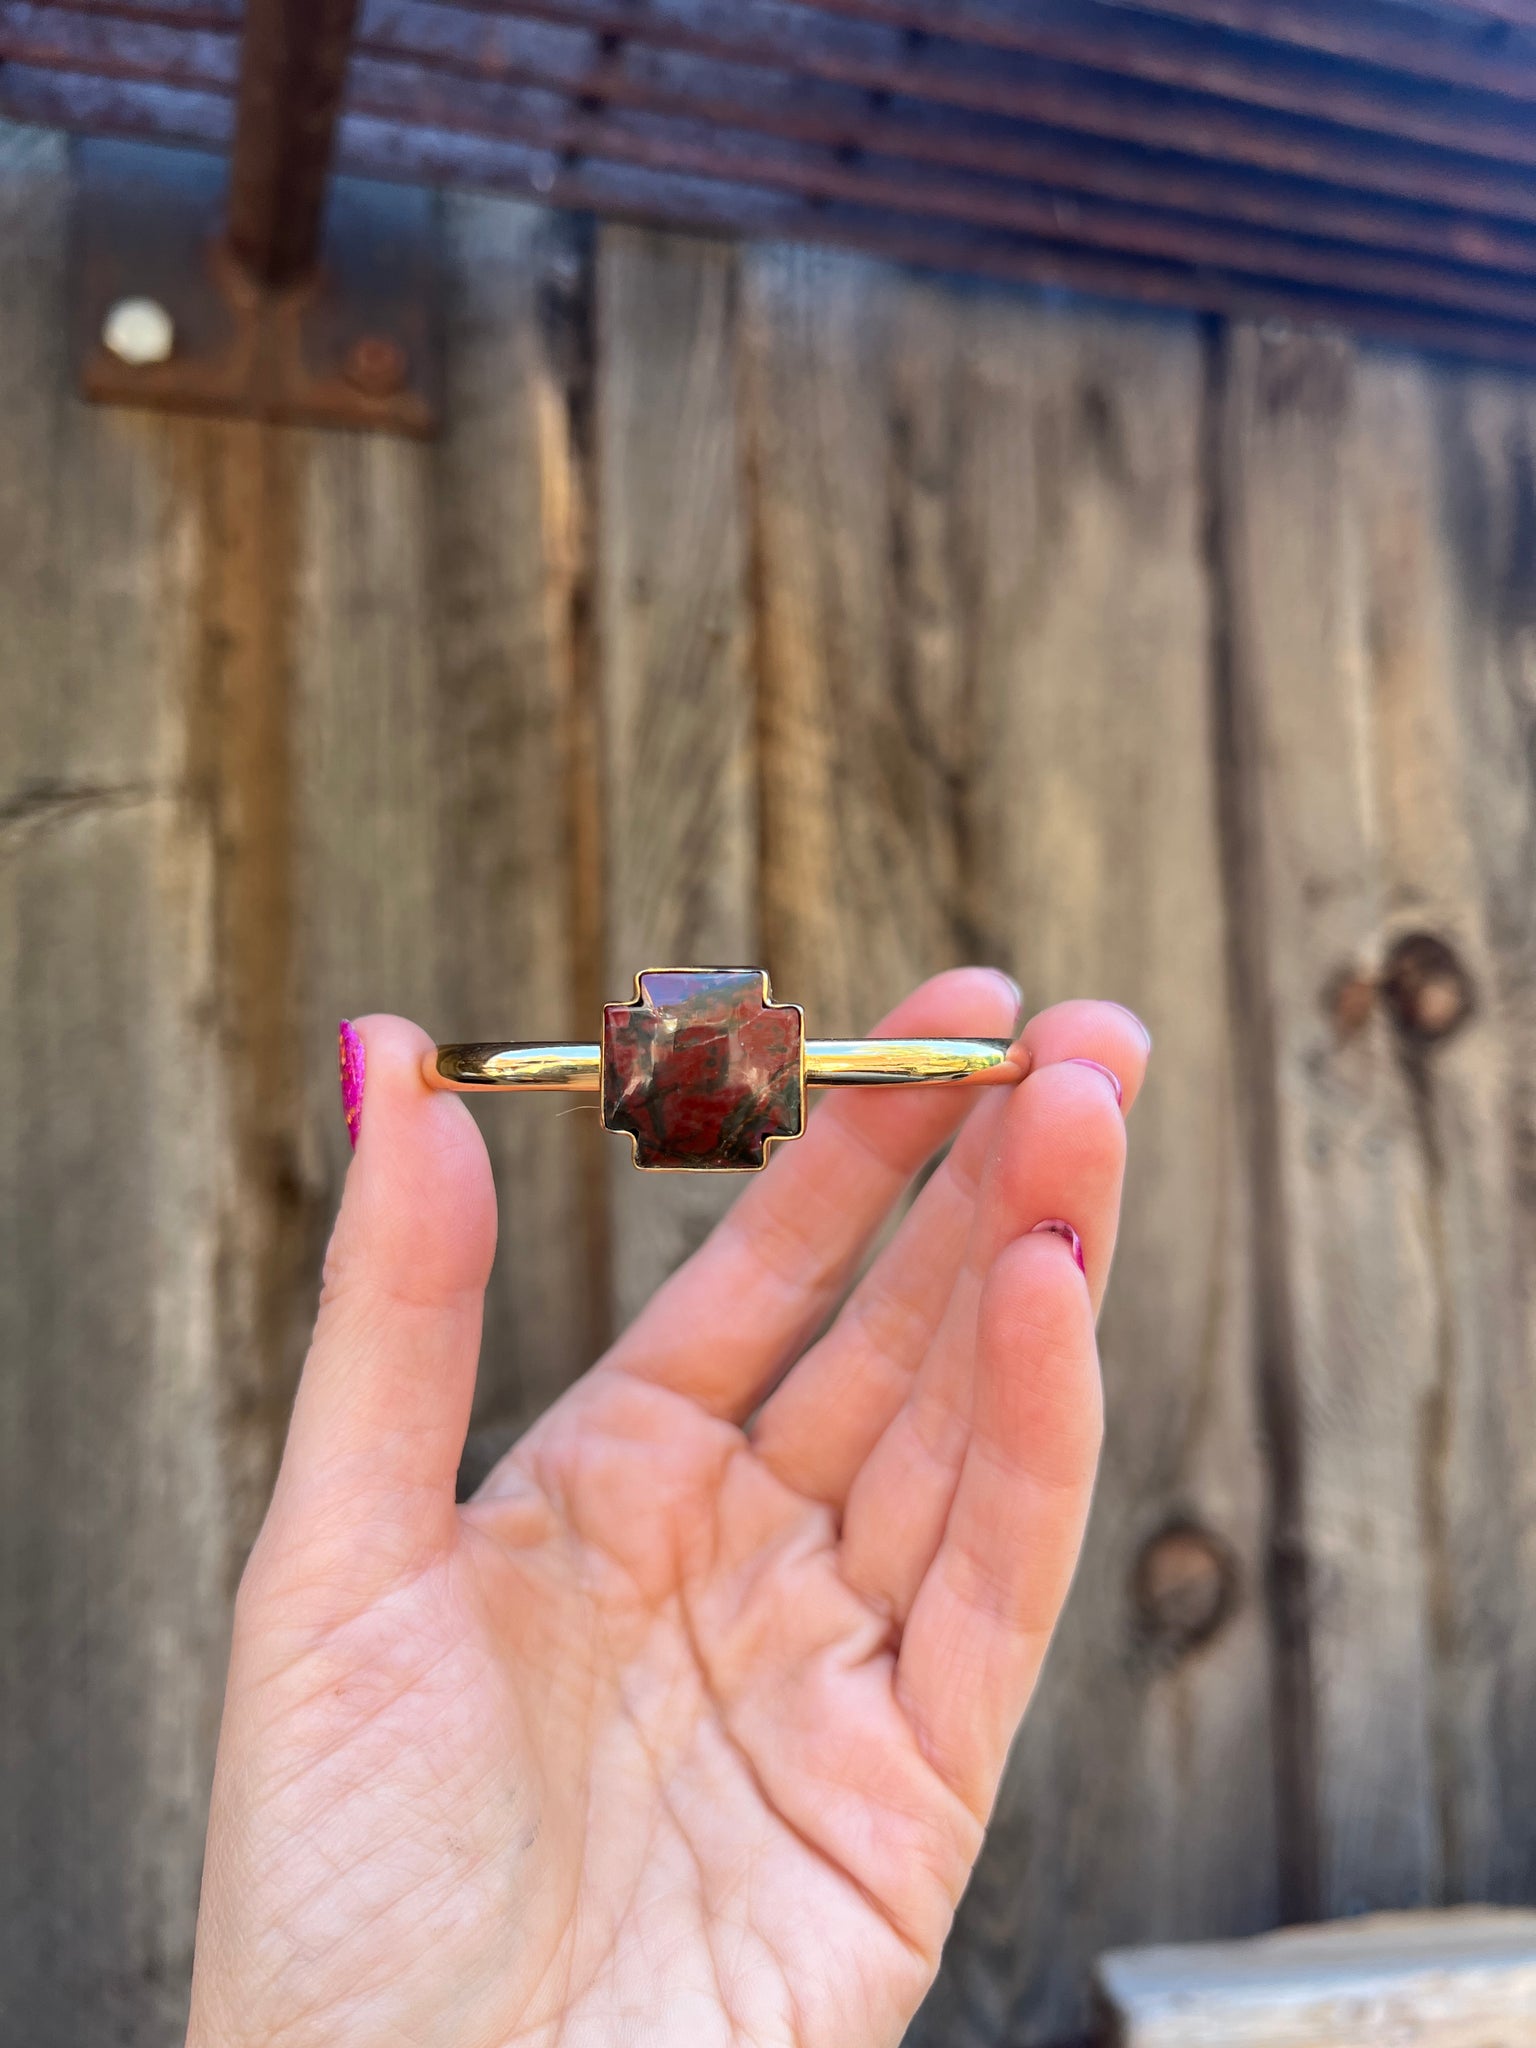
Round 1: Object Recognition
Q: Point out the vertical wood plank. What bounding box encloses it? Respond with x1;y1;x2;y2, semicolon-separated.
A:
434;192;597;1432
596;224;755;1328
0;122;227;2046
1422;365;1536;1903
927;299;1275;2048
1225;325;1536;1915
746;245;1276;2048
742;245;975;1028
178;417;324;1562
1220;325;1445;1918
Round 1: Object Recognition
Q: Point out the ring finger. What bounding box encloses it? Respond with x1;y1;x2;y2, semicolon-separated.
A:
837;1052;1128;1625
753;999;1146;1511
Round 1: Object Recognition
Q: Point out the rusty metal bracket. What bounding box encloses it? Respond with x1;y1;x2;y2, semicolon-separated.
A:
73;137;438;436
73;0;435;434
227;0;363;294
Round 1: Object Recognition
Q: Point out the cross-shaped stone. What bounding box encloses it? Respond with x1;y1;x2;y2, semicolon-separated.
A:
602;968;805;1171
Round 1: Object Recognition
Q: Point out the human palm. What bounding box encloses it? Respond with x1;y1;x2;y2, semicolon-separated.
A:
188;972;1146;2048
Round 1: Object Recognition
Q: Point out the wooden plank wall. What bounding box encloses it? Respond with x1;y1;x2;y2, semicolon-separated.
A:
3;118;1536;2047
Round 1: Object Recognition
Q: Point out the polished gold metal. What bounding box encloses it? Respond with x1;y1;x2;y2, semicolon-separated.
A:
427;1035;1022;1092
432;1042;601;1091
804;1037;1018;1085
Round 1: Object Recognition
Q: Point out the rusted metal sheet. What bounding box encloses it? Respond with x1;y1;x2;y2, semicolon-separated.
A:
226;0;360;286
10;0;1536;371
788;0;1536;159
53;0;437;432
73;138;437;432
1103;0;1536;102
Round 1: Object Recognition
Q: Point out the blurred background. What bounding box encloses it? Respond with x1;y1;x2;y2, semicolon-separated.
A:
5;2;1536;2043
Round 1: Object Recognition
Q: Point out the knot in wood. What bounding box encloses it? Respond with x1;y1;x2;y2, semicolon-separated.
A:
1380;932;1474;1044
1328;967;1378;1039
1134;1522;1237;1658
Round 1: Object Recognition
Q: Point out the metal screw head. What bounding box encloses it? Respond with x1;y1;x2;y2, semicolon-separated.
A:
343;335;408;399
102;296;175;367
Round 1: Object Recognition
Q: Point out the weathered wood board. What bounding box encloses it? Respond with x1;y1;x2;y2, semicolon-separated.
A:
935;296;1278;2048
595;225;757;1330
745;249;1277;2045
433;194;599;1430
1219;322;1446;1916
1099;1908;1536;2047
743;245;976;1029
0;122;226;2047
1220;322;1536;1921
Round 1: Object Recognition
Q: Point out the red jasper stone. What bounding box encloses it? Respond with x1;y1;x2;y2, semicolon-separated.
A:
602;969;805;1171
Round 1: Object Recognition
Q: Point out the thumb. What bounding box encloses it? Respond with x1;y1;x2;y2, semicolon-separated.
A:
263;1015;497;1570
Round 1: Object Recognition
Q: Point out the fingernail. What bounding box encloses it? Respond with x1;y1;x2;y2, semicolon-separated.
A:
1007;983;1029;1039
992;968;1024;1033
1109;1002;1152;1052
1067;1056;1123;1107
338;1020;365;1151
1031;1218;1085;1273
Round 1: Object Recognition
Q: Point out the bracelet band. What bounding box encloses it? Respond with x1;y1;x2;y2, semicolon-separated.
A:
426;967;1026;1173
430;1037;1018;1092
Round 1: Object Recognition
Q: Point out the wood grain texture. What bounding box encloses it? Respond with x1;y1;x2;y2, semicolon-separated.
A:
913;296;1276;2048
1220;321;1443;1917
595;224;756;1329
1099;1908;1536;2047
742;244;977;1029
743;245;1275;2046
0;121;227;2047
1220;323;1536;1921
433;191;598;1433
174;417;326;1568
1420;361;1536;1904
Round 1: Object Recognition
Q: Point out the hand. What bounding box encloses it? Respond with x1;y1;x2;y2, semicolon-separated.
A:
186;970;1146;2048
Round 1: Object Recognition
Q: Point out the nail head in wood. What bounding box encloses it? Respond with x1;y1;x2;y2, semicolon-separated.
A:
101;296;175;367
344;334;409;398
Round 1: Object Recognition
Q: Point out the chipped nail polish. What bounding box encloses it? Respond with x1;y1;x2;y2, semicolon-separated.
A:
338;1020;365;1151
1031;1218;1086;1273
1067;1057;1124;1107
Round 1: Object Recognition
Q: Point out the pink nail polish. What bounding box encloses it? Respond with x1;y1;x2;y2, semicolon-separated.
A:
1031;1219;1086;1273
1067;1057;1124;1107
338;1020;365;1151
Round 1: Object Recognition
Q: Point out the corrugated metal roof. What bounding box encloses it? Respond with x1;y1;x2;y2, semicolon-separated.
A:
7;0;1536;362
